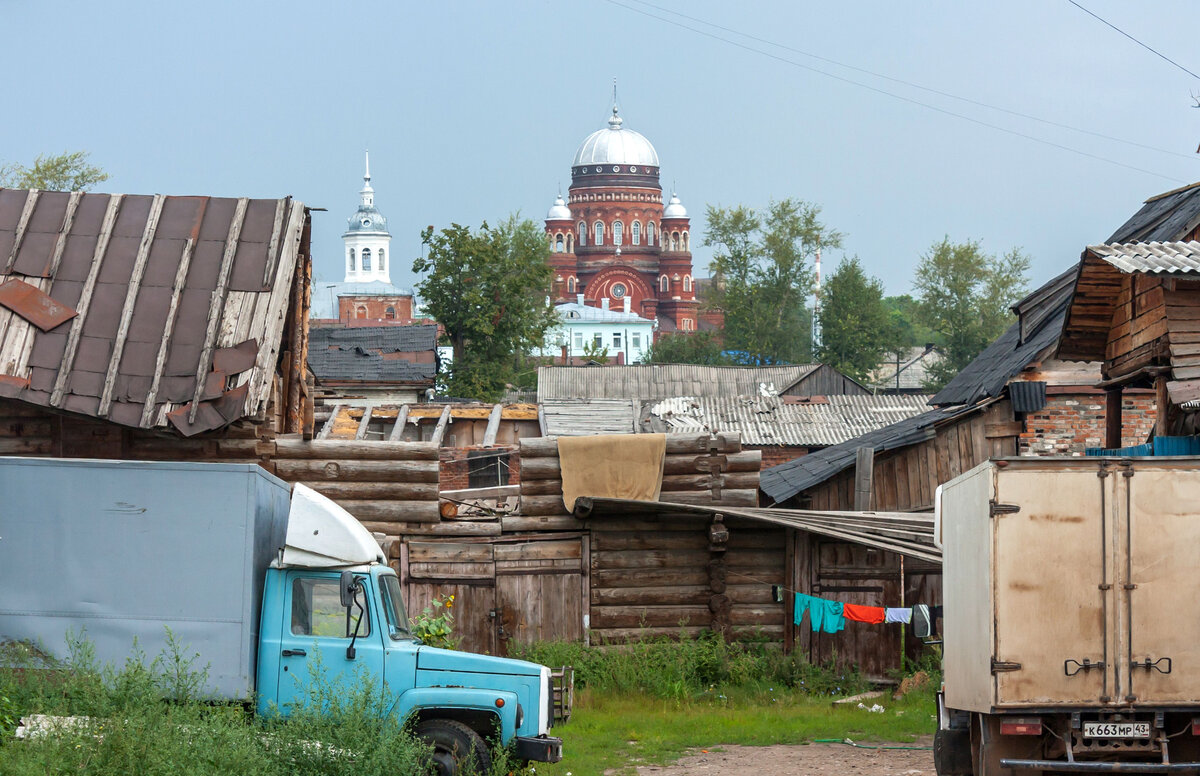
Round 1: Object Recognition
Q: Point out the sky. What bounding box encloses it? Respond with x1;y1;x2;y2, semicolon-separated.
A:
4;0;1199;300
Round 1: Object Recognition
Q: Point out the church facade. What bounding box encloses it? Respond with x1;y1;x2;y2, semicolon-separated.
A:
544;104;701;334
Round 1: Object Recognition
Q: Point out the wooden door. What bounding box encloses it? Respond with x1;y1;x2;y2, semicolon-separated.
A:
808;540;902;679
400;540;497;655
494;537;585;655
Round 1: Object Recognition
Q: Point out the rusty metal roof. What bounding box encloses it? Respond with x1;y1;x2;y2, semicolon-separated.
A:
0;189;306;434
1086;240;1200;274
645;394;933;447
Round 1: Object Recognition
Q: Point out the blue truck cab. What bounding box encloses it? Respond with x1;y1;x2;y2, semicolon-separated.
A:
0;458;563;775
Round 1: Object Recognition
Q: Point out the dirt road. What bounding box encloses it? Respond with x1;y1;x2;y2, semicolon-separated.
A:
630;738;935;776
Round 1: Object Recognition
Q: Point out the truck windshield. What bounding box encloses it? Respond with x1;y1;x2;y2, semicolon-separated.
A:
378;573;412;641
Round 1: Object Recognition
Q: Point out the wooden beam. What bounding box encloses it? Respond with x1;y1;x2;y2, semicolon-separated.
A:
387;404;410;441
853;446;874;511
261;198;287;287
188;197;248;423
430;404;451;446
355;406;373;439
43;191;82;278
51;194;123;407
100;194;163;417
1105;387;1123;449
140;200;207;427
4;189;39;274
317;403;344;439
1155;375;1170;438
482;403;502;446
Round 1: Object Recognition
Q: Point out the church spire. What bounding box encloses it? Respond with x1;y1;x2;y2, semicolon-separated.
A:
361;150;374;207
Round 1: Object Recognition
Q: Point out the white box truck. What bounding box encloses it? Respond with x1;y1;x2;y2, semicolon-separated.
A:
935;457;1200;775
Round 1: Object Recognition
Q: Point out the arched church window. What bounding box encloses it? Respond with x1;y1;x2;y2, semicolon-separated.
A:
670;232;679;251
379;248;386;271
682;233;689;252
660;275;669;293
348;249;356;271
385;306;396;319
683;275;692;293
647;222;655;246
578;222;586;247
567;233;574;252
567;276;576;293
594;221;604;246
632;221;641;245
613;221;623;246
356;305;367;319
555;235;564;252
362;248;372;271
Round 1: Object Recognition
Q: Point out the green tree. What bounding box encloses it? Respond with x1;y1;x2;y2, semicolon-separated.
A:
882;294;941;351
579;338;610;364
914;237;1031;390
705;199;840;364
414;216;557;401
641;330;733;365
817;257;899;381
0;151;108;191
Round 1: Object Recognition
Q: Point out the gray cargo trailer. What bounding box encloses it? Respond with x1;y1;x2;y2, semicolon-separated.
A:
0;458;290;699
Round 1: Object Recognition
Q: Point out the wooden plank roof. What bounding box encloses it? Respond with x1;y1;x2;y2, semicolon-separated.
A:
0;188;307;434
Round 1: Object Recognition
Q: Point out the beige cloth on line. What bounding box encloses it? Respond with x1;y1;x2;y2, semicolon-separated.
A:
557;433;666;512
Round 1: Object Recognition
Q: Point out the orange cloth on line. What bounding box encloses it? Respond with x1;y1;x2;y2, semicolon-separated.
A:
557;433;666;512
842;603;886;624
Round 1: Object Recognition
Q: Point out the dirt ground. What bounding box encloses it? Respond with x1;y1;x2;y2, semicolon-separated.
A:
629;737;935;776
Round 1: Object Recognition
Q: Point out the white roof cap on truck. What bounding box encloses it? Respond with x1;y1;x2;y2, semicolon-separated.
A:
281;484;384;568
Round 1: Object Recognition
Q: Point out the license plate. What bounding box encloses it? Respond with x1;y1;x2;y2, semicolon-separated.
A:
1082;722;1150;739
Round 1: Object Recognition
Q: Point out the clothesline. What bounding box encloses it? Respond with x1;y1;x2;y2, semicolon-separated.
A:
795;592;940;637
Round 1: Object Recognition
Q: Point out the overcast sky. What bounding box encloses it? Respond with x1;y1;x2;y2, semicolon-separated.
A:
5;1;1199;298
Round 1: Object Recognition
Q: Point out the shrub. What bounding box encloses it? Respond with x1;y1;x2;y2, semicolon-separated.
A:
410;594;459;650
511;630;873;699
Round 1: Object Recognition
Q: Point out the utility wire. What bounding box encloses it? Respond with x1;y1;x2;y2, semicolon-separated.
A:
602;0;1186;184
1066;0;1200;81
626;0;1198;163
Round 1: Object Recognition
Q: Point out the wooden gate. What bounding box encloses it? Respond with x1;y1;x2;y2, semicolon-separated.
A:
398;535;586;655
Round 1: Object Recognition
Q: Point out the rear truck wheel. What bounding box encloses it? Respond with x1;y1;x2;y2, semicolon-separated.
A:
416;718;492;776
934;727;973;776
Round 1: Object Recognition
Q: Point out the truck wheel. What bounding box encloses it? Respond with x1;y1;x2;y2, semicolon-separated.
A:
934;727;972;775
416;719;492;776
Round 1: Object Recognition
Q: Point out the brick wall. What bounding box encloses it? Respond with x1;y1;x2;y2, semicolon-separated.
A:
439;445;520;490
1019;391;1157;456
748;444;809;470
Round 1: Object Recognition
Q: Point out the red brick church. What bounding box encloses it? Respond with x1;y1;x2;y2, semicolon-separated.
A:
544;102;711;334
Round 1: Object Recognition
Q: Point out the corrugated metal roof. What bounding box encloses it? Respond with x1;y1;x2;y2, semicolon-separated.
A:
307;325;438;385
541;398;639;436
759;404;983;504
646;394;933;447
1086;240;1200;274
0;188;306;434
537;363;821;401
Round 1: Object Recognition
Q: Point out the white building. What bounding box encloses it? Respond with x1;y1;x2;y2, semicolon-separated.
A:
541;296;656;364
343;151;391;283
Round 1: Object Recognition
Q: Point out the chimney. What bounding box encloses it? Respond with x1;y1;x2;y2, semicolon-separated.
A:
576;293;584;305
601;297;610;310
561;344;568;363
623;296;631;313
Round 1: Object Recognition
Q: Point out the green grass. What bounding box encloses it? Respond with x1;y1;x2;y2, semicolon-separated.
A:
535;685;937;776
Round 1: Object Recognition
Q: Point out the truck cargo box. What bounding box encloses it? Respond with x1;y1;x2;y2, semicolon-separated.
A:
0;457;290;699
940;457;1200;713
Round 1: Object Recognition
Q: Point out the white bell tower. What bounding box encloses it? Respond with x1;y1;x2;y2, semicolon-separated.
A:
342;151;393;283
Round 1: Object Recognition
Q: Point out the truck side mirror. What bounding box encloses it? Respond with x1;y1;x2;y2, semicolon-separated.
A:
339;570;357;608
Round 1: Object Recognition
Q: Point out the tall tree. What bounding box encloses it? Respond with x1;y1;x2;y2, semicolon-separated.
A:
641;330;733;365
414;216;557;401
817;257;898;380
705;198;841;364
0;151;108;191
914;237;1031;390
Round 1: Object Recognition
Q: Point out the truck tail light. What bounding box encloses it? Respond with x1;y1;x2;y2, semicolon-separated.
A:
1001;718;1043;736
1191;718;1200;736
